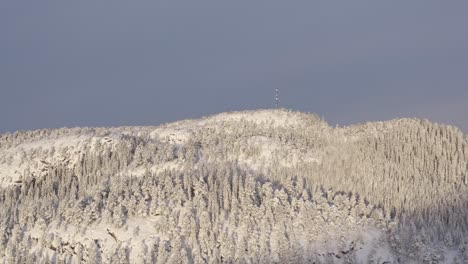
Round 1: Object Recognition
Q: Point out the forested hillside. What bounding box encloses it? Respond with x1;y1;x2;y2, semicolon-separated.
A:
0;109;466;263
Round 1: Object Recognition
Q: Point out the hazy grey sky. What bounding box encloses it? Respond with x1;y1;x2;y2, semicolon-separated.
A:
1;1;467;133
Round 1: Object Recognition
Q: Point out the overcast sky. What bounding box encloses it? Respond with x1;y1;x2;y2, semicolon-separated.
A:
1;1;467;133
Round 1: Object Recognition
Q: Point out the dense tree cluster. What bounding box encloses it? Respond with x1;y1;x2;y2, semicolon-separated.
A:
0;109;466;263
0;161;394;263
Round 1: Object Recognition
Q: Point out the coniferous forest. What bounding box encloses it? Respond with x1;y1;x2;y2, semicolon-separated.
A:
0;109;467;263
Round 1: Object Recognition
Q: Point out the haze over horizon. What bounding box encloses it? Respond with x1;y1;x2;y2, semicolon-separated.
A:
2;1;468;133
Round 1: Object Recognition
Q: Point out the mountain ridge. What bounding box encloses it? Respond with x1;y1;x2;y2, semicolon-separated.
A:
0;109;467;263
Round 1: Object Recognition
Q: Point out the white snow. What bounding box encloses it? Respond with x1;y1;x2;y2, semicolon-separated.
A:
1;109;464;263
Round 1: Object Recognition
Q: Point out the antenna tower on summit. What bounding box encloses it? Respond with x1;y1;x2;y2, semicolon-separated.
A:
275;89;279;108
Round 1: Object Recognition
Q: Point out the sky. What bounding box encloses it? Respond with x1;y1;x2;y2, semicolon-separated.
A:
1;1;467;133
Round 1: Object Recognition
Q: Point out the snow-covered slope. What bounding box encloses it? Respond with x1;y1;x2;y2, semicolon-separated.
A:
0;109;467;263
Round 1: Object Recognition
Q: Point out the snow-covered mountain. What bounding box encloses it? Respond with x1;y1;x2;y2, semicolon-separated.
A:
0;109;467;263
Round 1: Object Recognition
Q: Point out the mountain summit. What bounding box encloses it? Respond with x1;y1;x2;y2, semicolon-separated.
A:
0;109;467;263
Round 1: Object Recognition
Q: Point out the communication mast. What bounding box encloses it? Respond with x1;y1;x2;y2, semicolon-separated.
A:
275;89;279;108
